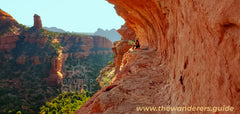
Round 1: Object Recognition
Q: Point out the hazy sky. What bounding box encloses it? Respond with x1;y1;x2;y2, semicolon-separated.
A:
0;0;125;33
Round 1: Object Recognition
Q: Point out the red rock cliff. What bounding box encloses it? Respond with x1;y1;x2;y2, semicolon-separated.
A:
0;10;19;52
0;9;17;25
76;0;240;113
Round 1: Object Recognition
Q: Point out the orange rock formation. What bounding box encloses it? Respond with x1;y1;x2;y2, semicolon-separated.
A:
118;24;136;41
34;14;42;29
112;25;136;72
46;50;64;86
76;0;240;113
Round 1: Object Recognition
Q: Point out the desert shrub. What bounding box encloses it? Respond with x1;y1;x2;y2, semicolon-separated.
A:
128;40;135;45
108;61;113;65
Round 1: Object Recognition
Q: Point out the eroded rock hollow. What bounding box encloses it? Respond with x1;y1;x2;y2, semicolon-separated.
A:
76;0;240;113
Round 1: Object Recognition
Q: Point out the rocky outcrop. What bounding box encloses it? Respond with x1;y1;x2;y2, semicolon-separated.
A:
77;0;240;113
46;50;64;86
0;33;19;52
95;25;136;90
112;25;136;72
34;14;42;29
0;10;20;52
16;50;65;86
118;24;136;41
0;9;17;26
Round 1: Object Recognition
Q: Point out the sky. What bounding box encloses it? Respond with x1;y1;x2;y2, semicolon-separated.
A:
0;0;125;33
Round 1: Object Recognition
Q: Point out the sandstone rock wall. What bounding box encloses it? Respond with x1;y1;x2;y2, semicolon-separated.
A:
77;0;240;113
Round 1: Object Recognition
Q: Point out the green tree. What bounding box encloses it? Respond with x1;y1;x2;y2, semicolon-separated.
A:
16;111;21;114
40;91;92;114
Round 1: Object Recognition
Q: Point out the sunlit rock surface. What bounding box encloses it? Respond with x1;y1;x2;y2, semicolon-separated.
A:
76;0;240;113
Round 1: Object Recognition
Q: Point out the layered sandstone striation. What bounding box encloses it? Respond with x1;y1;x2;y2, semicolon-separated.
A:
77;0;240;113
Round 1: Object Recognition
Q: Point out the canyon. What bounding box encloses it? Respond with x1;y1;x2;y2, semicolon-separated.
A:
0;9;112;113
76;0;240;114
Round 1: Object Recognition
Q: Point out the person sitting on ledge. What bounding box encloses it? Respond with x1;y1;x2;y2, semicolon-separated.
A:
135;39;140;49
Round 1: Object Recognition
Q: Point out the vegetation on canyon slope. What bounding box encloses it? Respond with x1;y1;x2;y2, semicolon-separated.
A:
40;91;92;114
0;22;112;113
